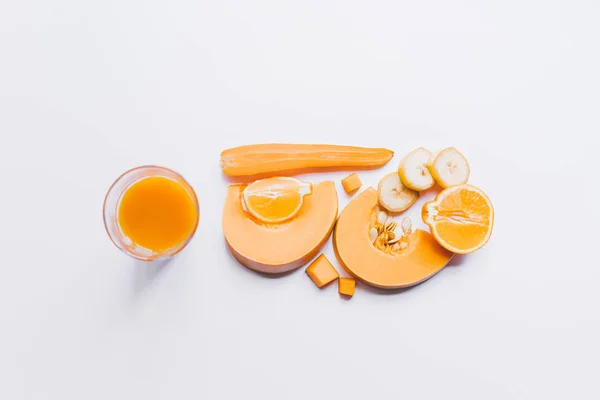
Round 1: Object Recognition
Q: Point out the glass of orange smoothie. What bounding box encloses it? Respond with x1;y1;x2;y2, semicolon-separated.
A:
103;166;199;261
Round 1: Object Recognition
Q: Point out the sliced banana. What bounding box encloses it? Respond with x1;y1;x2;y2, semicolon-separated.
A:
398;147;435;191
427;147;470;188
377;172;419;213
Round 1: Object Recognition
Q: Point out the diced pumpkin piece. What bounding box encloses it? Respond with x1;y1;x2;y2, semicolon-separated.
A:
341;173;362;194
306;254;339;287
338;277;356;297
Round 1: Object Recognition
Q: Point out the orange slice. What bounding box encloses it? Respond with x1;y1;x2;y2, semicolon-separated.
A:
422;184;494;254
241;177;312;224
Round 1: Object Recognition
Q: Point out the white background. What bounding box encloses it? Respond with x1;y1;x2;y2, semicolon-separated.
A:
1;1;599;399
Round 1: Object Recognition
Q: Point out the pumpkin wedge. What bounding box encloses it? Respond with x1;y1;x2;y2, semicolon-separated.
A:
334;188;453;289
220;144;394;177
223;181;338;274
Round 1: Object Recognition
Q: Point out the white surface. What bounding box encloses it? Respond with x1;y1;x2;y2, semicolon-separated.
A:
1;1;599;399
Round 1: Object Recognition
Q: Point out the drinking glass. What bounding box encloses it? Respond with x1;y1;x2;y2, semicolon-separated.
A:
103;166;199;261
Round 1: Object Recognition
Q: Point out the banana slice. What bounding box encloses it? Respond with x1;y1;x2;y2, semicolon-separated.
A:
398;147;435;191
377;172;419;213
427;147;470;188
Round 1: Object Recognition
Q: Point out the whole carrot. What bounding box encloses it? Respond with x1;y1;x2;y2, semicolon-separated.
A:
220;143;394;177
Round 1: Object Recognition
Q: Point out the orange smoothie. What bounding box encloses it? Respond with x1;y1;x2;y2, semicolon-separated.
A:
118;176;198;252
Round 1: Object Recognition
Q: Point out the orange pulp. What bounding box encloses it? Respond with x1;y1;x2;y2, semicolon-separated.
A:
118;176;198;252
241;177;312;224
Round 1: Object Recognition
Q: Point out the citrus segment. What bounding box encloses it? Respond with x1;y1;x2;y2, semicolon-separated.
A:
422;184;494;254
241;177;312;223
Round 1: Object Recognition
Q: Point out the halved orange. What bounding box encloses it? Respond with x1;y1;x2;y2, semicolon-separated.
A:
241;177;312;224
422;184;494;254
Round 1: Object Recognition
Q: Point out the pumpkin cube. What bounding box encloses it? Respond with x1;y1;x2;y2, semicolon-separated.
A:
341;173;362;194
306;254;339;288
338;277;356;297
